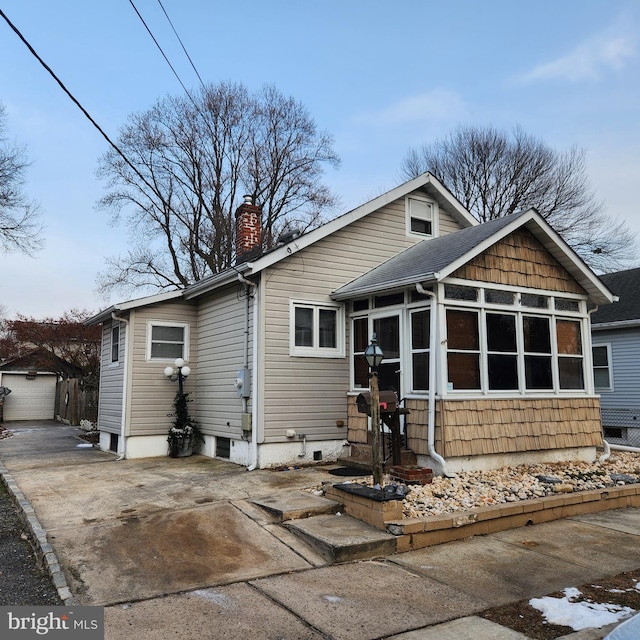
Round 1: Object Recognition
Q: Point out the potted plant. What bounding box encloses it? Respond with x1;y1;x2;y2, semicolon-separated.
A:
167;390;203;457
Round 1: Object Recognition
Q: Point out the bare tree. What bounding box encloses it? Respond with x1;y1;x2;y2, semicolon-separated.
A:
0;103;43;254
402;125;636;272
96;81;340;295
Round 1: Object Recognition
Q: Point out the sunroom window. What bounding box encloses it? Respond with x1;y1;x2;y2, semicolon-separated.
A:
487;313;518;390
446;309;480;390
410;309;430;391
523;315;552;389
556;319;583;389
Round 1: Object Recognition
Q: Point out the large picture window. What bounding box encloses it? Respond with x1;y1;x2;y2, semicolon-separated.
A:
291;301;344;357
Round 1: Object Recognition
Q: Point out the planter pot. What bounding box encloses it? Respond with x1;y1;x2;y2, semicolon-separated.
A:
175;439;193;458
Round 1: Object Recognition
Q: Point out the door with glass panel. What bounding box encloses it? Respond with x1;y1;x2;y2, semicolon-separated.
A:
353;313;402;395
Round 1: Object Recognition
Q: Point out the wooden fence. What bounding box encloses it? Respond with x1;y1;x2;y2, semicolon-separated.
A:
55;378;98;426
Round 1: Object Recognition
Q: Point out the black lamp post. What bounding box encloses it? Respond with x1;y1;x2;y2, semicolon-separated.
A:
164;358;191;426
364;333;384;487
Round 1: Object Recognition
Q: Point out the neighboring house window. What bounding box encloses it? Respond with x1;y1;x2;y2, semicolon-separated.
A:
111;324;120;363
290;301;344;357
592;344;612;391
406;195;437;238
147;322;188;360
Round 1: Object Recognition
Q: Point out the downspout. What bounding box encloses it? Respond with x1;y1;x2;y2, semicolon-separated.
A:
112;312;129;461
415;283;453;476
237;272;259;471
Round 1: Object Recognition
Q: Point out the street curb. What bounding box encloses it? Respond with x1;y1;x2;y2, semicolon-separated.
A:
0;462;80;606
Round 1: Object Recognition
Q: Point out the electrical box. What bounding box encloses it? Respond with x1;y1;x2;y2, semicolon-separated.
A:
234;368;251;398
241;412;252;433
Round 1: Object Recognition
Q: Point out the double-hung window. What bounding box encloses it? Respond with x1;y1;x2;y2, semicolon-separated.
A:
592;344;612;391
406;195;436;238
147;322;188;360
291;301;344;357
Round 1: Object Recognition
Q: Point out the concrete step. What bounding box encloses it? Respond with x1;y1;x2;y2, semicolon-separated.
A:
285;513;397;564
251;491;342;523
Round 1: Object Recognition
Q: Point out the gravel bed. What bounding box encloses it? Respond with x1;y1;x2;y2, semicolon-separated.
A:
322;452;640;519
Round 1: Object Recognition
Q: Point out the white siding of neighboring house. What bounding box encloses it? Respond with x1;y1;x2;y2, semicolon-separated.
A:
260;192;466;444
127;302;198;436
593;326;640;410
196;284;252;439
97;319;126;434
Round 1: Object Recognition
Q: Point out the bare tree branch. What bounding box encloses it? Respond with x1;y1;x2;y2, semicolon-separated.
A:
402;124;637;272
0;103;44;255
96;82;340;296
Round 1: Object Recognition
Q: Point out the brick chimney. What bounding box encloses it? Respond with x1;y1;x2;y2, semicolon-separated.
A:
235;195;262;263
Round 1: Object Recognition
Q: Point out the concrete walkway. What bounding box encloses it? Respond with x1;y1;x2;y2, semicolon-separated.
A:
1;421;639;640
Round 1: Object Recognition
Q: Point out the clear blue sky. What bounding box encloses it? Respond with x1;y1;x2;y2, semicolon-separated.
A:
1;0;639;318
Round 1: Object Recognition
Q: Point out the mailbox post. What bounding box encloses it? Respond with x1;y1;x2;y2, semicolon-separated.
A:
363;334;384;487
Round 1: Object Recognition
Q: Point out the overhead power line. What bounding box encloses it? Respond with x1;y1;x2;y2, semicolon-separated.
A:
0;8;157;195
156;0;206;90
129;0;193;97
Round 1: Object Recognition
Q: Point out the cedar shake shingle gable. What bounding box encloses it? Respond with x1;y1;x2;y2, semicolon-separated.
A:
591;267;640;325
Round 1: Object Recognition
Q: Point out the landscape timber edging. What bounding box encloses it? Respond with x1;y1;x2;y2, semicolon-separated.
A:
327;482;640;552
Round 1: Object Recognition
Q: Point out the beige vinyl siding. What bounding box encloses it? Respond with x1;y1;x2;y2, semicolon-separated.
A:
261;192;466;442
128;301;198;436
97;320;125;434
196;285;251;438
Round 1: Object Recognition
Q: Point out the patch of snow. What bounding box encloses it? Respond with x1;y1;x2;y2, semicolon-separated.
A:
76;443;93;448
530;588;635;631
323;595;343;603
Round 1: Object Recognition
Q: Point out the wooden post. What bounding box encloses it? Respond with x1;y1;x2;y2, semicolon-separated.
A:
370;371;383;487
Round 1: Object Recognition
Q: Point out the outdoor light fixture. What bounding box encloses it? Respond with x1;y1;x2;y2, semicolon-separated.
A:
164;358;191;396
364;333;384;370
364;333;384;487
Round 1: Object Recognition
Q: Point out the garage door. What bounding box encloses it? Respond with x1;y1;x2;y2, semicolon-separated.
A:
2;374;57;421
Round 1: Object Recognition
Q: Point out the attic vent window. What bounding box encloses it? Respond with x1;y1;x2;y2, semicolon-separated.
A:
406;195;436;238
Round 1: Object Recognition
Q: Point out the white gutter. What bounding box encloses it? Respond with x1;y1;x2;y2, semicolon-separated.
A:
112;312;129;461
415;283;453;476
608;443;640;453
236;272;259;471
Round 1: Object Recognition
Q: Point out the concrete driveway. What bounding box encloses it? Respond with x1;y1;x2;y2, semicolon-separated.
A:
2;421;640;640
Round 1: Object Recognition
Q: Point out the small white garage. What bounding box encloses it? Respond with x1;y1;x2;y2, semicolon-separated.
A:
0;372;57;421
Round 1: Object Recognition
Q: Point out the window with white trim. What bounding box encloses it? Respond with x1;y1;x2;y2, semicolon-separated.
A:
410;309;430;391
290;301;344;357
147;322;188;361
592;344;612;391
406;195;437;238
111;324;120;363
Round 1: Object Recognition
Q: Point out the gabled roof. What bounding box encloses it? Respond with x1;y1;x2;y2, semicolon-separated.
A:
331;209;615;306
85;290;185;325
591;267;640;328
184;172;477;299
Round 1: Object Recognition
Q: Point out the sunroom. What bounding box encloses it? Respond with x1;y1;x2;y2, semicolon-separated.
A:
332;210;615;474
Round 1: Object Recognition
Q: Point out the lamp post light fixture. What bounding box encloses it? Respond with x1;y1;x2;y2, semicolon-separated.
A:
164;358;191;398
364;333;384;487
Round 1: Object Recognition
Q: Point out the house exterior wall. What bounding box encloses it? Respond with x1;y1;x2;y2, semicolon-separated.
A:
196;284;252;440
97;319;126;435
592;326;640;446
260;193;465;445
127;302;198;436
405;397;601;457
